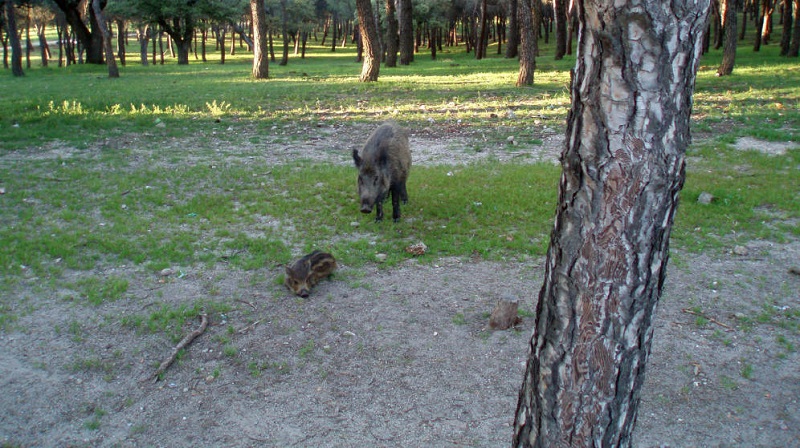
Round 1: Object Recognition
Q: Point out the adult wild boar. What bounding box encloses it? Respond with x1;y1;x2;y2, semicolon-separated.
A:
352;122;412;222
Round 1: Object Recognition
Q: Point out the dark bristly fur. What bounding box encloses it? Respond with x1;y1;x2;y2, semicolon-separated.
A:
352;121;412;222
284;251;337;298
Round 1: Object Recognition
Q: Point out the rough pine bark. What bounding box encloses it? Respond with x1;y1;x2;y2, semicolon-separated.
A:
718;0;738;75
513;0;711;446
251;0;269;78
356;0;381;81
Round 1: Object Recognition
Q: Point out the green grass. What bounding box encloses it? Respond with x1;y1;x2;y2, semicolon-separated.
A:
1;33;798;339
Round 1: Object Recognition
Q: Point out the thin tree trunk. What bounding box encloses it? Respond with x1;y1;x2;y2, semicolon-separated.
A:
790;0;800;56
250;0;269;78
513;0;711;445
385;0;399;67
780;0;792;54
5;0;25;76
506;0;519;58
553;0;567;59
516;0;537;86
718;0;738;75
399;0;413;64
91;0;119;77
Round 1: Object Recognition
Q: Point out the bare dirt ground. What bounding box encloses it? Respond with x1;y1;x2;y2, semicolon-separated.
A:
1;123;798;447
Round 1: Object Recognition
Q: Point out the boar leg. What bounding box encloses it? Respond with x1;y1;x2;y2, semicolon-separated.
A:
399;182;408;204
375;200;384;222
391;187;402;222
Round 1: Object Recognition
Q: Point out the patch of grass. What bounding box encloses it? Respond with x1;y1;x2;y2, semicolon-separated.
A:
719;375;738;391
223;345;238;357
72;276;129;306
740;362;754;380
452;312;467;325
121;301;230;343
298;339;315;358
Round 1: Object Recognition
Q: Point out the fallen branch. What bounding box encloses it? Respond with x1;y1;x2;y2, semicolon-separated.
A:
682;308;732;330
149;313;208;382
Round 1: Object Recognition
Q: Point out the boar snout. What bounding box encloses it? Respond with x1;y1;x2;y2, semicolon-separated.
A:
360;202;373;213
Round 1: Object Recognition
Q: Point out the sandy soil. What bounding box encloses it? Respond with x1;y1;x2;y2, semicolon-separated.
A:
1;123;798;447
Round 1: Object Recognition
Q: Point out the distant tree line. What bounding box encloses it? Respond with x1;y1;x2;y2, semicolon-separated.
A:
2;0;800;78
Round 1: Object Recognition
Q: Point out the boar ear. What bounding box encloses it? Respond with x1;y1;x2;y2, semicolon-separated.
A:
352;149;362;167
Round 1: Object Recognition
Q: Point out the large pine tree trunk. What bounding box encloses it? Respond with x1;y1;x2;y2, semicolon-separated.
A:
513;0;711;446
250;0;269;78
356;0;381;81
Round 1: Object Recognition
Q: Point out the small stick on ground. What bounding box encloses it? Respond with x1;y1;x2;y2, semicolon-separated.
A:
682;308;732;330
236;298;257;311
149;313;208;382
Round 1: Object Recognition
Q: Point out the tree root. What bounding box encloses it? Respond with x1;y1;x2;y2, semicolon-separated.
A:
148;313;208;382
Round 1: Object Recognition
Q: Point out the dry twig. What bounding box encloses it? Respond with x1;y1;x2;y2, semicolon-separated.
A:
682;308;732;330
148;313;209;382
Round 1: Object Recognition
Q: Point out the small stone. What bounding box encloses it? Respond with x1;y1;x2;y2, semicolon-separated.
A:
697;192;714;204
159;268;174;277
350;221;360;227
375;253;387;262
732;245;749;256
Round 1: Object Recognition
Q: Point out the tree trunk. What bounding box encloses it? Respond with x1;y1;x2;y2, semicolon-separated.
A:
506;0;519;58
51;0;103;64
385;0;399;67
780;0;792;55
718;0;738;76
553;0;567;59
279;0;289;66
137;24;150;66
399;0;414;64
513;0;711;445
91;0;119;78
516;0;538;86
754;0;765;50
790;0;800;56
116;20;126;66
5;0;24;76
476;0;488;59
356;0;381;81
250;0;269;78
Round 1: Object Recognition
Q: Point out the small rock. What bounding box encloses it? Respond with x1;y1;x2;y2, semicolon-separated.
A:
350;221;360;227
375;253;387;262
697;192;714;205
732;245;749;256
159;268;174;277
